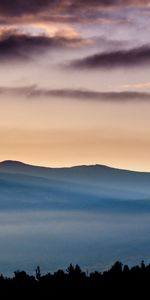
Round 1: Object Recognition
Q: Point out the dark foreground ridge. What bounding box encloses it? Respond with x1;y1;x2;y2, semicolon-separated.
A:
0;261;150;299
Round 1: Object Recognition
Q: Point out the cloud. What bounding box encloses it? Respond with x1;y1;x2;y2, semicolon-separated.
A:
0;1;148;18
120;82;150;89
67;0;149;11
0;1;148;40
0;0;52;16
24;88;150;101
69;45;150;69
1;85;150;102
0;30;85;62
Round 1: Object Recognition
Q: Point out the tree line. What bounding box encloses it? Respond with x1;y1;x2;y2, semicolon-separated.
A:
0;261;150;298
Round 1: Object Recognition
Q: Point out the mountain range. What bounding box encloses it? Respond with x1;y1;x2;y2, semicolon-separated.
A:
0;160;150;212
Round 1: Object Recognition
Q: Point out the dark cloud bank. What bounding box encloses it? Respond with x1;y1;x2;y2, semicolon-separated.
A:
0;0;148;16
70;46;150;69
0;32;84;62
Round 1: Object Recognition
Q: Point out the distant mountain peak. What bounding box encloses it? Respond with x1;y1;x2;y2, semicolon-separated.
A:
0;160;28;167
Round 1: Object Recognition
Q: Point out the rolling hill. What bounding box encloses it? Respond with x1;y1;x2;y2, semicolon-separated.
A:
0;160;150;212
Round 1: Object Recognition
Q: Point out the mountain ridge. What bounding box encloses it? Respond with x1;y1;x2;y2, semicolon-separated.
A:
0;160;149;174
0;160;150;212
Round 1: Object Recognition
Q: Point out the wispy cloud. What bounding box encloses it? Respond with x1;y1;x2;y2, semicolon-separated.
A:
120;82;150;90
1;85;150;102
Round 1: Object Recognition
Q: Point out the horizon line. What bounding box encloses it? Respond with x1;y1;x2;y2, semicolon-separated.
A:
0;159;150;174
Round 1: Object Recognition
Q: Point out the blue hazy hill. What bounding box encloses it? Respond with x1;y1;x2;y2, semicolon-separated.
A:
0;160;150;212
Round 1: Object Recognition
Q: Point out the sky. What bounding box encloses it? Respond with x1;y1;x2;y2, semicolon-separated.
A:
0;0;150;170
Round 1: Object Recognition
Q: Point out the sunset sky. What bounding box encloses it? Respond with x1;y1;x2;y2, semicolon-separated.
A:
0;0;150;170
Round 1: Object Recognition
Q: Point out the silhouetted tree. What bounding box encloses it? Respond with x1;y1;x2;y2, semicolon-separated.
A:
123;264;130;274
141;260;145;270
110;261;123;274
36;266;41;281
66;264;74;276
